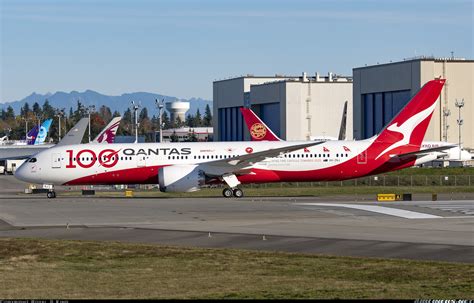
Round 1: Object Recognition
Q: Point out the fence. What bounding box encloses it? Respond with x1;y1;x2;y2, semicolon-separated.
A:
242;175;473;188
67;175;473;191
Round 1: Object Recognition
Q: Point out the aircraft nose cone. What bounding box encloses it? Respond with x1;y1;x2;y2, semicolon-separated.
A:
14;162;30;183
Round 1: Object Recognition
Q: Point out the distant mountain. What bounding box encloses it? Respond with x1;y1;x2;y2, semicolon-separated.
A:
1;90;212;117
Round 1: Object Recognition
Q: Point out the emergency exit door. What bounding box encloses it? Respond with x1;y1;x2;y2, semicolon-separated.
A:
52;153;61;168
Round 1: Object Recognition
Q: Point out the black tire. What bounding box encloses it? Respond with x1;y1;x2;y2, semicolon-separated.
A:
52;191;56;198
222;188;233;198
47;192;54;199
233;188;244;198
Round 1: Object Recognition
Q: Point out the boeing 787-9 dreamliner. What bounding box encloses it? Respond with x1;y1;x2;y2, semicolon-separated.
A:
16;79;447;198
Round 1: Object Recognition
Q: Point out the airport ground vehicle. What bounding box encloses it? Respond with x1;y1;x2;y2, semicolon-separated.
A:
6;159;26;174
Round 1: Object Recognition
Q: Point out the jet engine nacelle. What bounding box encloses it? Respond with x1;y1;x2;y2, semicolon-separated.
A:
158;164;205;193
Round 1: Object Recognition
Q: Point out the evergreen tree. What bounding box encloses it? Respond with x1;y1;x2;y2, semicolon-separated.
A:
67;107;74;130
203;104;212;126
112;110;121;117
194;109;202;127
73;100;85;123
42;99;55;119
174;116;184;128
0;108;6;120
123;108;132;123
162;111;171;129
20;102;31;117
139;107;149;120
120;108;133;136
32;102;41;116
185;114;195;127
5;106;15;119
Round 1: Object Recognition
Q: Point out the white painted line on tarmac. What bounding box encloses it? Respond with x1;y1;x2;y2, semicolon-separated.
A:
294;203;442;219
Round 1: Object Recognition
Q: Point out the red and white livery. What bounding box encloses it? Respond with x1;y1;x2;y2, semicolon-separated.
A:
16;79;448;198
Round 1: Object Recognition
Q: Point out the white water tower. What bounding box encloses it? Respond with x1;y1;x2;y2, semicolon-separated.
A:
166;101;190;123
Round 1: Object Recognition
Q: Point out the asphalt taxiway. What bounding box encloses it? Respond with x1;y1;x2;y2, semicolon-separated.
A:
0;175;472;262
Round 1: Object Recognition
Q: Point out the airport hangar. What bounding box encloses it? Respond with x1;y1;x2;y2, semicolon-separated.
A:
213;73;353;142
213;57;473;153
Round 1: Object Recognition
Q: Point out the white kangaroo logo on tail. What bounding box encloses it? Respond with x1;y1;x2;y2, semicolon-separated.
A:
375;102;437;160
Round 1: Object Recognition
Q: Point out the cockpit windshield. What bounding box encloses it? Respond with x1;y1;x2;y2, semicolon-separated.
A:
28;158;37;163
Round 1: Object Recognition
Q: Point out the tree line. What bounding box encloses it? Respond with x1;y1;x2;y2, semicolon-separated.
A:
0;100;212;143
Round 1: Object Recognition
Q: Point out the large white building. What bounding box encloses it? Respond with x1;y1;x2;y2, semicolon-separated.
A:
213;73;353;141
353;57;473;150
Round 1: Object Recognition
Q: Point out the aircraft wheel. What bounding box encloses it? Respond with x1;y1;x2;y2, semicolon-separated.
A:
47;191;56;199
222;188;233;198
233;188;244;198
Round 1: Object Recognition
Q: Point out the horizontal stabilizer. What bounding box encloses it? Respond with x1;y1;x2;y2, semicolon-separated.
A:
390;145;458;159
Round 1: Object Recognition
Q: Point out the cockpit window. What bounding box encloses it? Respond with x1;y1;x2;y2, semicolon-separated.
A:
28;158;37;163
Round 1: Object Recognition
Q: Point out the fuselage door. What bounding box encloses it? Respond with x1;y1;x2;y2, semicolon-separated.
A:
52;153;61;168
357;149;367;164
137;156;146;168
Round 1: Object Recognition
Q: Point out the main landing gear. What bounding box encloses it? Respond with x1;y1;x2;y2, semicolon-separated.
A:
222;187;244;198
221;174;243;198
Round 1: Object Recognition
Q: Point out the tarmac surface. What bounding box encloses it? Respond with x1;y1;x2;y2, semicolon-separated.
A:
0;175;473;263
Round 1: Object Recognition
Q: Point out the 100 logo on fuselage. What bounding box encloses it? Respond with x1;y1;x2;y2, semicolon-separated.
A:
66;149;120;168
65;147;192;169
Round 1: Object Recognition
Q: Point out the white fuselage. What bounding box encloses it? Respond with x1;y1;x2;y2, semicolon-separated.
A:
15;140;373;186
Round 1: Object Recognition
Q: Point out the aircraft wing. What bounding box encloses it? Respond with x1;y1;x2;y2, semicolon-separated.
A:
390;145;457;159
201;141;324;176
0;145;53;160
56;118;89;147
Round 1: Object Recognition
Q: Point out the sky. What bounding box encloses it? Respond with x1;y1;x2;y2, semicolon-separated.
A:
0;0;472;102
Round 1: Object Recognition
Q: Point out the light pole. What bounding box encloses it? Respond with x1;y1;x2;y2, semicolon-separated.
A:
155;98;164;143
131;101;141;143
55;109;65;142
442;107;450;142
21;116;29;140
455;98;464;160
87;105;96;143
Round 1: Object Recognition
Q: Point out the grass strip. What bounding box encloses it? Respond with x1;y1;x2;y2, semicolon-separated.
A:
0;238;472;299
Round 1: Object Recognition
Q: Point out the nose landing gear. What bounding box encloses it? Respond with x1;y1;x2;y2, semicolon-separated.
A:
43;184;56;199
46;191;56;199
